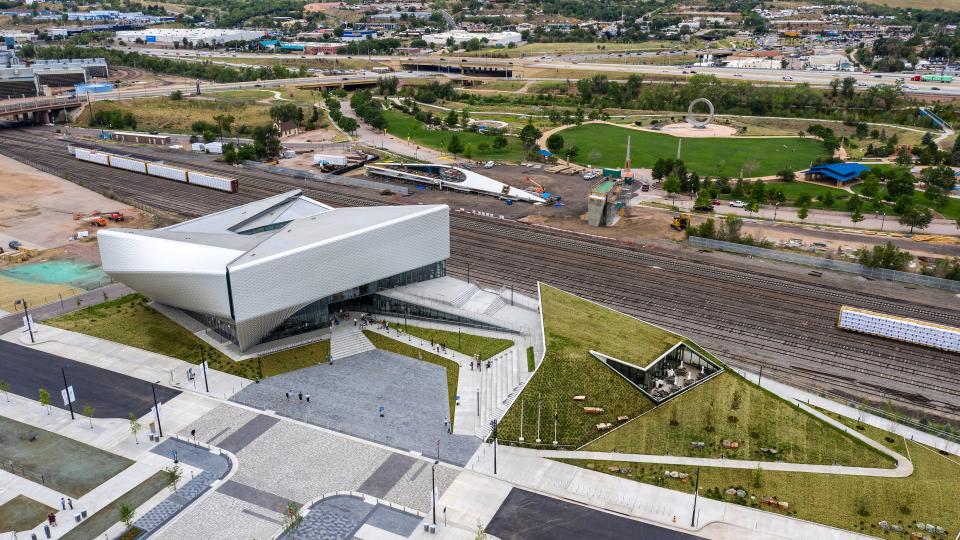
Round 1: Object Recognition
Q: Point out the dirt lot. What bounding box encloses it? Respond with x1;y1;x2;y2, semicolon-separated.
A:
0;154;152;255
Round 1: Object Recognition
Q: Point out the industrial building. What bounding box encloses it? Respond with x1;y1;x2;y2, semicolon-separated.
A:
0;57;108;99
34;58;109;78
423;30;522;47
98;190;456;351
116;29;265;46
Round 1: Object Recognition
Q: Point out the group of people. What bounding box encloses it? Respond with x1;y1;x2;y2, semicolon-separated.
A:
286;390;311;403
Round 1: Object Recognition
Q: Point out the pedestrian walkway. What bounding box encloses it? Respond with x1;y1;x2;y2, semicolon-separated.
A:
330;318;376;359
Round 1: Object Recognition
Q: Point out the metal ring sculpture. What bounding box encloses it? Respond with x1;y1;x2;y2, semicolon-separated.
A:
686;98;715;128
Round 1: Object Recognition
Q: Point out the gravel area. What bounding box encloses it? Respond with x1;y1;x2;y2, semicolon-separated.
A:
230;350;481;465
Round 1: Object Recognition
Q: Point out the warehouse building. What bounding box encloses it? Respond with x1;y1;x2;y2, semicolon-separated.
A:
116;28;265;46
98;191;455;351
423;30;522;47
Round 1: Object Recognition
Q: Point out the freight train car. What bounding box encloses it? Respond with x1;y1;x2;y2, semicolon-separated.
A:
837;306;960;353
70;148;238;193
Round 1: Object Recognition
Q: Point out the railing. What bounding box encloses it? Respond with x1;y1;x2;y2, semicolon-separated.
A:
688;236;960;292
0;94;85;114
0;458;46;486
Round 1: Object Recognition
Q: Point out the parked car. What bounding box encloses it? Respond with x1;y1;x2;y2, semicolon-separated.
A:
782;76;794;81
730;200;747;208
484;161;495;169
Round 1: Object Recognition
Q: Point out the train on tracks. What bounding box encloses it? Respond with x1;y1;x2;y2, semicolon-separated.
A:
71;147;238;193
838;305;960;353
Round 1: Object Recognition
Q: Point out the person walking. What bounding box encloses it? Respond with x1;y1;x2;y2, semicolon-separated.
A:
67;498;73;510
305;393;310;403
47;513;57;527
443;418;449;433
298;391;303;401
470;361;474;371
286;390;290;400
60;497;65;510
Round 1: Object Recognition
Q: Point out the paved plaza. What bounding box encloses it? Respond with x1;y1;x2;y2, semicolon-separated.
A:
229;350;481;465
281;494;422;540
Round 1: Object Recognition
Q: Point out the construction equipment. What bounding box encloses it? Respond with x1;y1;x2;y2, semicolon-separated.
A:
8;240;21;250
88;217;107;227
103;211;125;222
671;212;692;231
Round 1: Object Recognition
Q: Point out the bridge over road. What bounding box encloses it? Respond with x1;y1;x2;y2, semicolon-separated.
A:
0;94;87;123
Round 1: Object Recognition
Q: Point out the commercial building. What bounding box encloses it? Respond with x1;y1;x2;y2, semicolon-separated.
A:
116;28;265;46
803;162;869;186
98;191;452;351
423;30;522;47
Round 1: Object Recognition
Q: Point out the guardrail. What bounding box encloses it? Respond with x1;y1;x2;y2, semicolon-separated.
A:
688;236;960;292
0;95;85;115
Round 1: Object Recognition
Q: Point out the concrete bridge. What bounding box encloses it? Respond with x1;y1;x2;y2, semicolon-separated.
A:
0;94;87;123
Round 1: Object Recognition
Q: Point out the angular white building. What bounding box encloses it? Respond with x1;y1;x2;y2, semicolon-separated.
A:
99;191;450;351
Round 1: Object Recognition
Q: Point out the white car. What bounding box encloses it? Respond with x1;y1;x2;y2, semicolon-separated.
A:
782;76;794;81
729;200;747;208
484;161;495;169
734;73;743;77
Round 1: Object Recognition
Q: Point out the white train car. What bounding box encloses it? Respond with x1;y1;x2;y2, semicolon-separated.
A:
75;147;110;166
186;171;238;193
837;306;960;353
107;155;148;174
146;163;188;183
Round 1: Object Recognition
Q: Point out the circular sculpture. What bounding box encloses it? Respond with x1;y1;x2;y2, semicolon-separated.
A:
686;98;715;129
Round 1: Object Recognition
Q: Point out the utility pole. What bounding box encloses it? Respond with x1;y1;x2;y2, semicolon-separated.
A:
151;383;163;438
691;467;701;527
431;460;439;525
490;419;498;475
61;367;74;420
15;299;34;343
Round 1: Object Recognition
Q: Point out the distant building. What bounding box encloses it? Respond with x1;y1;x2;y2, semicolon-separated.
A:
423;30;522;47
275;120;300;137
116;28;265;46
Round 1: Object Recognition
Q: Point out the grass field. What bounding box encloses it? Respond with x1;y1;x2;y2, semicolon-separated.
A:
556;123;827;177
382;109;527;162
0;275;84;312
205;89;277;102
585;371;894;468
363;330;459;425
496;284;667;446
0;495;55;532
0;416;132;498
61;471;167;540
714;180;852;210
852;183;960;221
477;80;526;92
561;410;960;535
47;294;331;380
387;322;513;361
76;97;272;134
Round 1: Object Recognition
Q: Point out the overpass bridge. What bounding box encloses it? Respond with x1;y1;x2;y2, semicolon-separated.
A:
393;58;515;78
0;94;87;123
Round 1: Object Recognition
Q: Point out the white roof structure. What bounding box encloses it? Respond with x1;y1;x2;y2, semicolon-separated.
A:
99;191;450;350
366;163;547;204
423;30;522;47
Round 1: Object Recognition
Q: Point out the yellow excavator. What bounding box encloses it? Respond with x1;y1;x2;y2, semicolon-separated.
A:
671;213;692;231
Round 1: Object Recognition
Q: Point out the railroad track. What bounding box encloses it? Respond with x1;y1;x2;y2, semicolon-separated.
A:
2;128;958;419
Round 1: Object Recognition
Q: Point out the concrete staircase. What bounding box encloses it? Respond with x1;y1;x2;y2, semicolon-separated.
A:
331;322;376;360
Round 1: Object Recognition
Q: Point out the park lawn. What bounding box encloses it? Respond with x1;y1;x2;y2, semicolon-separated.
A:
560;412;960;535
584;370;895;468
61;471;167;540
382;109;527;162
363;331;458;426
0;495;56;532
0;416;133;498
556;123;826;177
716;180;851;210
206;89;277;102
851;184;960;221
46;294;330;380
387;322;512;360
75;97;272;133
478;80;526;91
496;284;671;446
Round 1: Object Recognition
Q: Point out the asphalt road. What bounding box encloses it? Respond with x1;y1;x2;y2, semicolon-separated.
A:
487;488;701;540
0;340;179;419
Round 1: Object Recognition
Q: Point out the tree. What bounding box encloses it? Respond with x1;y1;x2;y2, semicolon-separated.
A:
795;192;813;207
283;502;304;539
38;388;51;414
447;134;465;157
165;465;183;505
663;175;682;206
856;241;912;270
129;412;142;444
822;191;835;208
82;404;95;428
492;135;508;150
518;122;542;151
850;208;865;224
546;133;564;154
753;466;764;489
445;109;458;129
213;114;234;141
777;168;796;182
460;109;470;129
119;502;136;532
269;102;299;123
564;146;579;162
846;193;862;212
169;89;183;100
899;205;933;233
252;125;282;159
797;204;810;222
463;144;473;160
0;379;9;402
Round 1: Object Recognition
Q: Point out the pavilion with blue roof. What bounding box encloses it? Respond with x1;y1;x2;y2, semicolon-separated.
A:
803;162;869;186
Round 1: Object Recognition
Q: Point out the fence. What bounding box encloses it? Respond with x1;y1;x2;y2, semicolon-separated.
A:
241;160;409;195
687;236;960;293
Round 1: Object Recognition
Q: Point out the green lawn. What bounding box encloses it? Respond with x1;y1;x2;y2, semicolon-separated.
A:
497;284;673;446
852;184;960;221
716;180;852;210
75;97;272;134
206;89;277;102
46;294;330;380
0;495;56;532
560;411;960;536
585;371;894;468
363;330;459;425
387;322;512;360
61;472;167;540
557;123;827;177
382;109;527;162
0;416;132;498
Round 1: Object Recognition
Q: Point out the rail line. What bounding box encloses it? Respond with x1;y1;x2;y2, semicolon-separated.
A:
1;128;958;419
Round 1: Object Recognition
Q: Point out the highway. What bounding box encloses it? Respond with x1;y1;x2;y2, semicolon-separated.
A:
112;45;960;96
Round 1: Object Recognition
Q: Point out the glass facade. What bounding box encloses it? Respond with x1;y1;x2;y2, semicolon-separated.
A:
600;343;723;403
363;295;515;333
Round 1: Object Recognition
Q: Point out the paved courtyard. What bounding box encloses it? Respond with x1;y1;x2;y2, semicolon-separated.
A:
230;350;481;465
280;494;422;540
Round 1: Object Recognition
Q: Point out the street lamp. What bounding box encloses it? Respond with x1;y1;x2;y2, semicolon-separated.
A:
879;210;886;231
690;466;701;527
431;459;439;526
490;418;499;475
14;299;34;343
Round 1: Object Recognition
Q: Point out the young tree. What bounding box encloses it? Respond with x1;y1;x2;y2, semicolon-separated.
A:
518;122;542;151
38;388;51;414
0;379;9;402
564;145;579;162
546;133;564;155
459;108;470;129
82;404;95;429
856;241;913;270
753;466;764;489
663;175;682;206
777;168;796;182
119;502;136;532
899;205;933;233
850;208;865;224
445;109;458;129
492;135;508;150
129;412;142;444
283;502;304;539
165;465;183;505
797;203;810;222
447;134;465;157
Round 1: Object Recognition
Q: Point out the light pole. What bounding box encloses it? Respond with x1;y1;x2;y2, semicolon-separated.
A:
490;419;498;475
773;202;780;221
61;367;75;420
431;459;439;525
879;210;886;231
151;383;163;438
14;299;34;343
690;467;701;527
